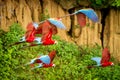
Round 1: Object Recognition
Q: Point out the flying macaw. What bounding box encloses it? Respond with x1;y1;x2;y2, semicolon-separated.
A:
60;8;99;27
26;50;56;70
74;8;99;27
88;48;114;68
10;18;66;47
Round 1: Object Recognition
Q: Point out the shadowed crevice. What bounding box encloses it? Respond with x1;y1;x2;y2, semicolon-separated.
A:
67;8;75;37
100;8;110;48
39;0;43;13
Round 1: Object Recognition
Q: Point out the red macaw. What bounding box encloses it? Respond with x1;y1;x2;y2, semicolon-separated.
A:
88;48;114;68
60;8;99;27
26;50;56;70
10;18;66;47
74;9;99;27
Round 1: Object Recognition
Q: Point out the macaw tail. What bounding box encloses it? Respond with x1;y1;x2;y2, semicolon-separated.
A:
87;66;97;69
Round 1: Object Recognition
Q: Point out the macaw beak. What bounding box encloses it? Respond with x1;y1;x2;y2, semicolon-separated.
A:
111;63;114;66
57;18;62;21
52;64;55;67
54;41;58;44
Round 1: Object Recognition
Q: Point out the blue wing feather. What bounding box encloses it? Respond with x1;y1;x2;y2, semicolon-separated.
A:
74;9;99;22
39;55;50;64
91;57;101;66
48;18;66;29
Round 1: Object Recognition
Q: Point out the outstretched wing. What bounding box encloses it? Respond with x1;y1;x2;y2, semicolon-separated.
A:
91;57;101;66
38;50;56;64
74;9;99;27
101;48;110;64
41;20;58;42
47;18;66;29
74;9;99;22
39;55;50;64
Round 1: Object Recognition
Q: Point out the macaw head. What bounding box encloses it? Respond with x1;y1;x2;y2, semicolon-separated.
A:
52;64;55;67
109;62;114;66
54;40;58;44
43;63;55;68
56;17;62;21
102;62;114;67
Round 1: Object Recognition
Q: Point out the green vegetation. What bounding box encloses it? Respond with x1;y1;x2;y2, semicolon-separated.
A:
89;0;120;8
0;23;120;80
40;9;50;21
54;0;120;8
112;0;120;7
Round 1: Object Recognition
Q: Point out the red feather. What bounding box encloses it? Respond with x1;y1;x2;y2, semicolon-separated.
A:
43;63;54;68
25;22;36;42
26;22;35;32
76;13;86;27
100;48;110;64
48;50;56;63
41;21;57;41
23;21;57;45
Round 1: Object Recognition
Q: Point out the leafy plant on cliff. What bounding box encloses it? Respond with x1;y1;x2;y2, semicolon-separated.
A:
40;9;50;21
88;0;120;8
54;0;120;8
112;0;120;7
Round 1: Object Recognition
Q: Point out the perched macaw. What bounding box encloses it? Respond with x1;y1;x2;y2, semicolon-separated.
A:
26;50;56;69
88;48;114;68
10;18;66;47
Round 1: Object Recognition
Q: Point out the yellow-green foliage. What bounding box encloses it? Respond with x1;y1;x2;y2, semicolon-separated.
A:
0;23;120;80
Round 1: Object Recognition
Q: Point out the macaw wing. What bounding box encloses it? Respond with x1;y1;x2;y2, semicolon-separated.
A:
101;48;110;64
91;57;101;66
74;9;99;23
39;55;50;64
48;18;66;29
